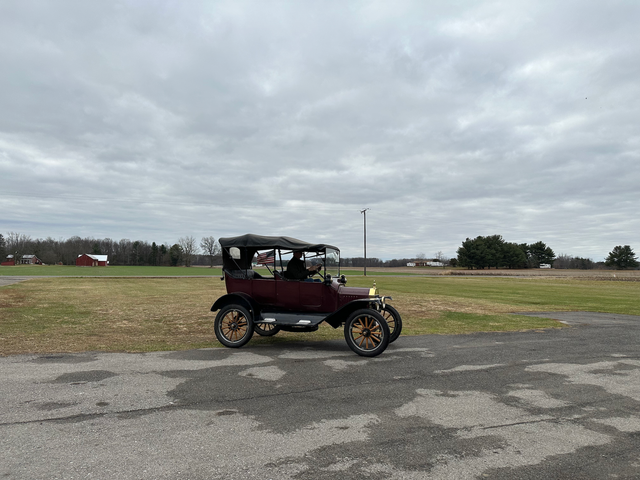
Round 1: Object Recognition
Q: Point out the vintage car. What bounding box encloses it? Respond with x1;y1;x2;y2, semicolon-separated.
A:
211;234;402;357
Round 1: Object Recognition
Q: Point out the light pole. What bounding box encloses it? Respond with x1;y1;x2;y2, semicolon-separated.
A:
361;208;369;276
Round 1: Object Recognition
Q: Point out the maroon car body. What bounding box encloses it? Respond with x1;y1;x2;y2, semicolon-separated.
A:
223;270;379;316
210;234;402;357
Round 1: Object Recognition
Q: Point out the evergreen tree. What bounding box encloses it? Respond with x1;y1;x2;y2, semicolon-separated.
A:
502;242;528;268
150;242;159;266
605;245;639;269
132;241;141;265
159;244;168;265
484;235;505;268
458;236;555;269
169;244;183;266
528;241;556;267
457;235;505;269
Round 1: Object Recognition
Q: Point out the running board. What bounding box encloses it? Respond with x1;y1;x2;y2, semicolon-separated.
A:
258;312;327;326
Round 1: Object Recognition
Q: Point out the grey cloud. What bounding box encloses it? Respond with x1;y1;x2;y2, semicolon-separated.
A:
1;0;639;260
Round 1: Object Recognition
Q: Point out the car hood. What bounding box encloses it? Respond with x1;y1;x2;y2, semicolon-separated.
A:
336;284;376;301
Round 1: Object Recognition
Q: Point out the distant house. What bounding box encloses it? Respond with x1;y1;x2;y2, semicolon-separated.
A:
1;254;42;266
407;260;445;267
21;255;43;265
76;254;109;267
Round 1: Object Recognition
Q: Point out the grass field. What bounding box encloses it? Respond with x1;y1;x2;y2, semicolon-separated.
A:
3;273;639;356
0;265;223;276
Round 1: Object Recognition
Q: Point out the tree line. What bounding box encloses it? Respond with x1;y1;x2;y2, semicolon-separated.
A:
0;232;417;269
341;257;443;268
455;235;556;269
2;231;637;270
0;233;221;267
454;234;638;270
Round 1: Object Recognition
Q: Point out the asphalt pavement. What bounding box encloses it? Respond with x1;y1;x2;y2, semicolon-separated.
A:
0;277;30;287
1;312;640;479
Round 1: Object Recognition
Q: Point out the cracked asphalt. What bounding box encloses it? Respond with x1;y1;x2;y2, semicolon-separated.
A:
1;312;640;479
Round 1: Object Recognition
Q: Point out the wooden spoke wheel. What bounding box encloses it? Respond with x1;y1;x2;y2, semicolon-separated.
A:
254;322;281;337
214;304;254;348
380;305;402;343
344;309;390;357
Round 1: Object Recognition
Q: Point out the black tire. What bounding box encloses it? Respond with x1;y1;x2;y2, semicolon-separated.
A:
214;304;254;348
381;305;402;343
254;322;281;337
344;309;390;357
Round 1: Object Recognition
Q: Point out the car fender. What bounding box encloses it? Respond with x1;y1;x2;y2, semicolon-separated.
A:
211;293;258;317
322;299;383;328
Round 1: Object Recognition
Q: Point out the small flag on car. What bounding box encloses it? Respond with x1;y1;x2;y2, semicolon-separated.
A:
256;250;275;265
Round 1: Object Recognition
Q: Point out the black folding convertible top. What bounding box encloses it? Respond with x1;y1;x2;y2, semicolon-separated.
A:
219;234;339;270
219;234;338;253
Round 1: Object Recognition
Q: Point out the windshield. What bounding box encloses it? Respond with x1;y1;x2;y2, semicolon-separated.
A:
252;247;340;278
325;248;340;278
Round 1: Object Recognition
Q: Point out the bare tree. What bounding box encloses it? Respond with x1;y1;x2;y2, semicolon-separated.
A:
114;239;132;265
178;236;198;267
100;238;115;260
5;232;32;263
435;251;449;267
63;235;86;264
200;236;221;267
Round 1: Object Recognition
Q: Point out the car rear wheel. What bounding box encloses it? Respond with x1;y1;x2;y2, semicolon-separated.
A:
344;309;390;357
215;304;254;348
381;305;402;343
254;322;281;336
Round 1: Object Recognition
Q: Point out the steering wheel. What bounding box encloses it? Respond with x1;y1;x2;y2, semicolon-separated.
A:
311;261;324;277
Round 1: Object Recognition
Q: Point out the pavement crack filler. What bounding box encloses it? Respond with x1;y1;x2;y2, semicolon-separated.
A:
0;403;181;428
480;418;558;430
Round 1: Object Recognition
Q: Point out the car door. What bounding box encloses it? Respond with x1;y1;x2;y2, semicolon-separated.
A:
251;275;277;306
275;274;300;310
299;280;323;310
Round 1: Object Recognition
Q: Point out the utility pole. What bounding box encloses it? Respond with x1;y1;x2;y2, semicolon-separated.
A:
361;208;369;277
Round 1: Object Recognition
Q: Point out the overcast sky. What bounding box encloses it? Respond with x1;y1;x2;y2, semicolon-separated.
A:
1;0;638;260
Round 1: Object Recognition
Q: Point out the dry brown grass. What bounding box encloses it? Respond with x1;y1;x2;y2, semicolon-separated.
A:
1;278;385;355
1;276;569;355
393;293;515;319
1;278;227;355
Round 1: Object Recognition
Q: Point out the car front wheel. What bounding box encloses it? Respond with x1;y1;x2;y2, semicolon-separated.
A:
215;304;254;348
381;305;402;343
344;309;390;357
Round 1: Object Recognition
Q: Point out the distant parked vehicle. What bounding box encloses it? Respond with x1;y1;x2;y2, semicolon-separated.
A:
211;234;402;357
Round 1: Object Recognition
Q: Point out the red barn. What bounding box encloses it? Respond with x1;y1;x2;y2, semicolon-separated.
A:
76;254;109;267
1;255;15;266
